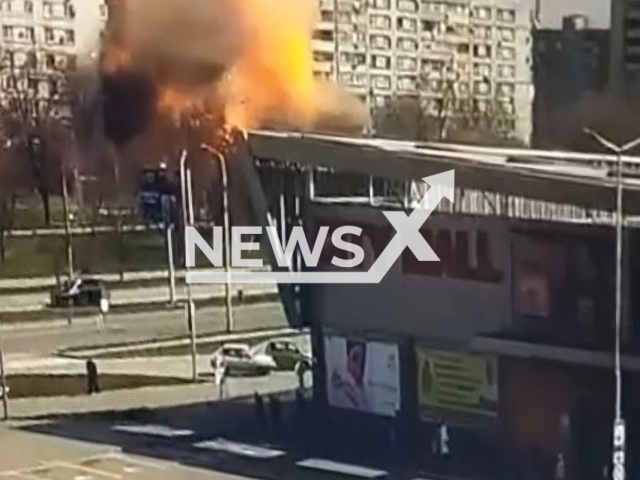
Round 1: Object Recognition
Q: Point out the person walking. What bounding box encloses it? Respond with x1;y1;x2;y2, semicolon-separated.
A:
86;358;100;394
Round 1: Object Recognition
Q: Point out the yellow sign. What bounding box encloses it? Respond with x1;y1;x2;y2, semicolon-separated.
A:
417;348;498;417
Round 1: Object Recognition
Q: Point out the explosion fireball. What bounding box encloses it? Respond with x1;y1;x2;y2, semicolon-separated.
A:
103;0;368;136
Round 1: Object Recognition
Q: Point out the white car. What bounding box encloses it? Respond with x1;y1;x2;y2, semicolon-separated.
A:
210;343;276;377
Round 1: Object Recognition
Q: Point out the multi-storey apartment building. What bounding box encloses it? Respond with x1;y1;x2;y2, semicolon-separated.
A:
611;0;640;93
313;0;534;143
0;0;107;112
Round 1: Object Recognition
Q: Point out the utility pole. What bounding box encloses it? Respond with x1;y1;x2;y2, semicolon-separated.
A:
180;151;198;382
201;144;234;333
61;170;74;279
166;224;176;305
584;128;640;480
0;335;8;420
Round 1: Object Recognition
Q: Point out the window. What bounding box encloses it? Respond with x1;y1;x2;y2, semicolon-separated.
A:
371;54;391;69
458;82;470;96
313;51;334;62
373;0;390;9
497;82;515;96
397;0;417;12
374;95;389;107
320;10;334;22
339;73;353;84
371;34;391;49
473;26;492;40
337;12;351;23
373;74;391;89
474;80;491;95
23;0;32;12
45;53;55;69
499;27;515;42
397;37;418;52
313;30;334;41
429;79;443;92
473;6;491;20
473;63;491;78
397;17;417;32
370;14;391;30
43;1;53;17
498;8;516;23
99;3;107;17
457;43;470;55
421;20;436;32
0;0;12;12
473;44;491;58
474;99;488;113
397;56;417;71
498;64;515;78
398;76;417;91
65;29;75;45
44;27;54;43
422;59;444;73
26;27;34;41
2;26;13;40
498;46;515;60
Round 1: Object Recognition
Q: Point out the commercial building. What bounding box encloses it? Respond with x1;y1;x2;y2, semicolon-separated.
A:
0;0;107;111
312;0;535;143
233;130;640;480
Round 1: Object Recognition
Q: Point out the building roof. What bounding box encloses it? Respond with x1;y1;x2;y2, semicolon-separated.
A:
246;130;640;214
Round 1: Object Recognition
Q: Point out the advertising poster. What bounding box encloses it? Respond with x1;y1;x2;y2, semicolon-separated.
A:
324;335;400;417
417;347;498;417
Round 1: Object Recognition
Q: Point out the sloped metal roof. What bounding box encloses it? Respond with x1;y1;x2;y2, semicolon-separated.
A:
246;130;640;213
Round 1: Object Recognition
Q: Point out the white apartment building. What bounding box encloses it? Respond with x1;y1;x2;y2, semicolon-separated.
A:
313;0;534;143
0;0;107;110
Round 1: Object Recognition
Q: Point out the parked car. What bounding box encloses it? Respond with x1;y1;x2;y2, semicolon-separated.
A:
210;343;276;377
253;339;312;371
50;277;110;308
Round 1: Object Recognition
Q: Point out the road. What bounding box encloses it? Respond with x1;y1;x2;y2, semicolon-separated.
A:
1;303;288;356
0;282;277;313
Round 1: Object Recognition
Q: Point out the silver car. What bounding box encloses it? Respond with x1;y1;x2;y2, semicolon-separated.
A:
210;343;276;377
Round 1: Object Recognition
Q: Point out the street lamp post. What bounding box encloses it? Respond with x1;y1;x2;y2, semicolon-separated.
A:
201;144;234;333
584;128;640;480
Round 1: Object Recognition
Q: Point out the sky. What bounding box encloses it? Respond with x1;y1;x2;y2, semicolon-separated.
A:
522;0;611;28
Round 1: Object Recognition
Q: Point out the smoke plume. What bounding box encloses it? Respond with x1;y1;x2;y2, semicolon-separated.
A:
104;0;368;133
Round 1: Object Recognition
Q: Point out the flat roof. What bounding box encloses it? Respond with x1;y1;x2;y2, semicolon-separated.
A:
246;130;640;213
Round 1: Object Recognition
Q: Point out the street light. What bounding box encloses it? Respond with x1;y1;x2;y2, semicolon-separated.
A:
584;128;640;480
201;144;234;334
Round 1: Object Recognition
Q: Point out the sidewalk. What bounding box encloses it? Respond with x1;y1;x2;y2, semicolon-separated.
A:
0;267;271;292
7;371;299;419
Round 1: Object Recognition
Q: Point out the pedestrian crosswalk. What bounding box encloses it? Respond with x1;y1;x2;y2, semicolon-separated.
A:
111;424;194;438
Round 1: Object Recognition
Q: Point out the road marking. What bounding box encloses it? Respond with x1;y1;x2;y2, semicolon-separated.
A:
112;424;194;438
194;438;286;459
50;462;122;480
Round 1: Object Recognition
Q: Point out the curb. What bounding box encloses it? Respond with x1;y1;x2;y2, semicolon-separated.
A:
59;326;308;359
0;292;281;325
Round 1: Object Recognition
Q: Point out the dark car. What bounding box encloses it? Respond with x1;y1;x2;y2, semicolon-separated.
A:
253;339;312;371
50;278;110;308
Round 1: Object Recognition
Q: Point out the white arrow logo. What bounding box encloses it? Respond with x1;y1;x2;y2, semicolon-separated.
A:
187;170;455;284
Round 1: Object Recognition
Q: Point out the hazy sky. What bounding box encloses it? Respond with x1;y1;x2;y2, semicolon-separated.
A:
522;0;611;28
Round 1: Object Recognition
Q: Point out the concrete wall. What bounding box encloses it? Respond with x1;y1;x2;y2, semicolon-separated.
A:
305;203;512;345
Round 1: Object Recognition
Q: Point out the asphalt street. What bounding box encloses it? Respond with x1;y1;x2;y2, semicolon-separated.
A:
1;303;288;356
0;282;277;312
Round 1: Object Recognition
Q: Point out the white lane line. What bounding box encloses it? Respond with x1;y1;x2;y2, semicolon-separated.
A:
50;462;122;480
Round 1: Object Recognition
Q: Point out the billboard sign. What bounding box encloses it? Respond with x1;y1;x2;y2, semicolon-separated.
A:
324;335;400;417
417;347;498;418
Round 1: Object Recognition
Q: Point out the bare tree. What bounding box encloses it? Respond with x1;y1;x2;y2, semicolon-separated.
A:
0;48;73;225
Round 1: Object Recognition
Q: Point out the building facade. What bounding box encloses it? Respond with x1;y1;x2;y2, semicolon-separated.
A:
312;0;535;143
532;15;609;143
0;0;107;111
610;0;640;94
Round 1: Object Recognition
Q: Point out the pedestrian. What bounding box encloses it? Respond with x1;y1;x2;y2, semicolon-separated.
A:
294;360;306;390
86;358;100;394
254;391;266;428
215;354;227;399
